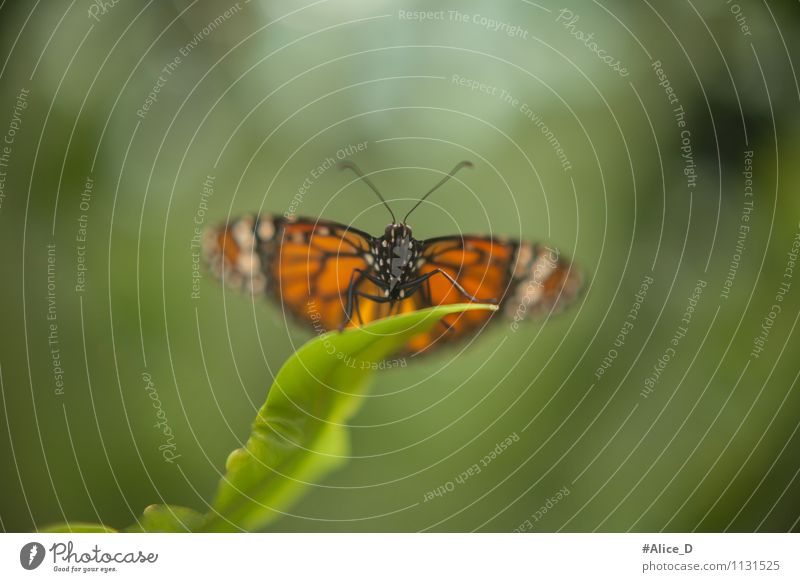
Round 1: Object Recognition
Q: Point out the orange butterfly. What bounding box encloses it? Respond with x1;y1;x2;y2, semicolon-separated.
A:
203;162;583;355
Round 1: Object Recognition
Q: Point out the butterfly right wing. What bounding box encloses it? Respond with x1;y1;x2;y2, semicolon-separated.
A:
399;236;583;355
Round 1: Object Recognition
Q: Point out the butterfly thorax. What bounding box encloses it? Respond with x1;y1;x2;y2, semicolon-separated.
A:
375;223;419;299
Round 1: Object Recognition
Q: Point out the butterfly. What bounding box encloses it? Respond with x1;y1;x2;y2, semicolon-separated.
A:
203;161;583;355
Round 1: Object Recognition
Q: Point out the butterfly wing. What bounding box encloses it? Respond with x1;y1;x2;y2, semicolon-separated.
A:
269;217;377;330
401;236;583;355
203;215;390;331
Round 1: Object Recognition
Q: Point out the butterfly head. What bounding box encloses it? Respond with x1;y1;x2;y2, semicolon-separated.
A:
384;222;412;241
338;159;474;300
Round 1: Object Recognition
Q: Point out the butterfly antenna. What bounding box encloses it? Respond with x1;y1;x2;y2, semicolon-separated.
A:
338;161;396;222
403;161;473;223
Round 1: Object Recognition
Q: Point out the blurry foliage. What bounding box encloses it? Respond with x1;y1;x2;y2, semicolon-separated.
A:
0;0;799;532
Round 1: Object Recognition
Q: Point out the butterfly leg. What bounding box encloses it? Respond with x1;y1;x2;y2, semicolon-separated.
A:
354;295;365;326
401;268;498;304
354;283;391;325
348;289;394;328
438;317;456;334
422;278;432;305
340;269;368;331
357;291;393;301
340;270;393;330
419;279;451;334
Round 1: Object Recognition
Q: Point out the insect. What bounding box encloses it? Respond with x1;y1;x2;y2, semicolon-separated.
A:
203;161;583;355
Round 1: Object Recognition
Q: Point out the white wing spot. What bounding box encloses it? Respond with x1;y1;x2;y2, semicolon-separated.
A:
232;219;255;249
237;252;260;275
257;219;275;240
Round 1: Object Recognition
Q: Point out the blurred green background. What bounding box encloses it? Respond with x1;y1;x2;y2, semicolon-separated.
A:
1;0;799;532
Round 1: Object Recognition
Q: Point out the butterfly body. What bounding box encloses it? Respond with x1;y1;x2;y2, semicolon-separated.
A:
380;223;416;298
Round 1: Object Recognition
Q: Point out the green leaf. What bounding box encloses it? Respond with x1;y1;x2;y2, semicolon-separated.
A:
125;504;207;532
204;302;496;532
39;523;118;533
42;505;204;533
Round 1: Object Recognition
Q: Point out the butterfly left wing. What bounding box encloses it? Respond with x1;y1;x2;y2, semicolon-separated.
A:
268;217;380;331
203;214;394;331
400;235;583;355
